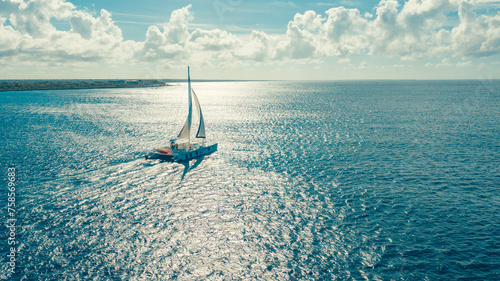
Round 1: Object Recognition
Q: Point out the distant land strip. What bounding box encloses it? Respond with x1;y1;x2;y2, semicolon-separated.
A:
0;79;166;92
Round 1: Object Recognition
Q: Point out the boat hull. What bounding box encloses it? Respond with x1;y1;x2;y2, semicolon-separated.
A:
146;152;174;161
146;143;217;162
174;143;218;162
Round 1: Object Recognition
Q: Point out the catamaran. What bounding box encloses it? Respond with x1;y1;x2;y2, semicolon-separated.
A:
146;67;218;162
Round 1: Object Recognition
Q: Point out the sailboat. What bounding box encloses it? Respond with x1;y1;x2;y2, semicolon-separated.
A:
146;67;218;162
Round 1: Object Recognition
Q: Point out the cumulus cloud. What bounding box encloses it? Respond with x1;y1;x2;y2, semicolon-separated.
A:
0;15;24;53
0;0;131;64
451;1;500;57
0;0;499;71
136;5;241;61
190;29;240;51
235;31;280;61
282;20;317;59
9;0;74;37
323;7;369;56
275;0;500;60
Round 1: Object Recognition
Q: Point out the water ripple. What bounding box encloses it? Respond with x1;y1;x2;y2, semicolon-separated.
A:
0;81;499;280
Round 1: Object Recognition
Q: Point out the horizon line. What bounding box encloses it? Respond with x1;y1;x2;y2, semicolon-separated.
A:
2;78;499;82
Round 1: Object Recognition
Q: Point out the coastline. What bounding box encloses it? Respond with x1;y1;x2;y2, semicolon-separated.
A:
0;79;166;92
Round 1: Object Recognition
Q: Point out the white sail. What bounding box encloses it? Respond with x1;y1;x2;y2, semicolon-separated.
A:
177;66;192;139
192;89;206;138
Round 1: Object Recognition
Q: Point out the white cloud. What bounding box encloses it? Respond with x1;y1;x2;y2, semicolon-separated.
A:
136;5;193;61
293;10;324;30
0;0;131;65
9;0;74;37
451;1;500;57
322;6;369;56
436;58;453;67
235;31;279;61
163;5;192;45
70;11;94;40
282;20;317;59
0;0;499;75
0;17;23;52
135;4;243;63
189;29;241;51
279;0;500;60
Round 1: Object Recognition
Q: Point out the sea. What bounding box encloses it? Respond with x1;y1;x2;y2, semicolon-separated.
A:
1;80;499;280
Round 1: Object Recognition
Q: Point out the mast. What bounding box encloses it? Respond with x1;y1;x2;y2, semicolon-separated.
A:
177;66;192;140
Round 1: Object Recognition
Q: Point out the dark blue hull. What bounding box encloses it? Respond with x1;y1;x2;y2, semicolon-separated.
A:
174;143;218;162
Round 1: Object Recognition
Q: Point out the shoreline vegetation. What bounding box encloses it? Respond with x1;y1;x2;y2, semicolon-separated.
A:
0;79;166;92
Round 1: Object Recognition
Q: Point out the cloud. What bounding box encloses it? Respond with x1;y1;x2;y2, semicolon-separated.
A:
368;0;450;58
282;20;318;59
9;0;74;37
294;10;324;30
0;0;499;72
189;29;241;51
135;4;243;62
0;0;131;65
135;5;193;61
279;0;500;60
436;58;453;67
451;1;500;57
322;6;369;56
235;31;280;61
0;18;22;52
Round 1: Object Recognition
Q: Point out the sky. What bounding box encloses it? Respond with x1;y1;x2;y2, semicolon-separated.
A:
0;0;499;80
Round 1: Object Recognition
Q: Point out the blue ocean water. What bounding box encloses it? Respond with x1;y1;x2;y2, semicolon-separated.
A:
1;80;499;280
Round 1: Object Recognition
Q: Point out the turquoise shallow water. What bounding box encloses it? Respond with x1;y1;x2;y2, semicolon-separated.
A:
1;80;499;280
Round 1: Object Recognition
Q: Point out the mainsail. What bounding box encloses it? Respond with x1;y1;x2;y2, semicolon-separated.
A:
177;67;192;139
177;66;206;140
192;89;206;138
